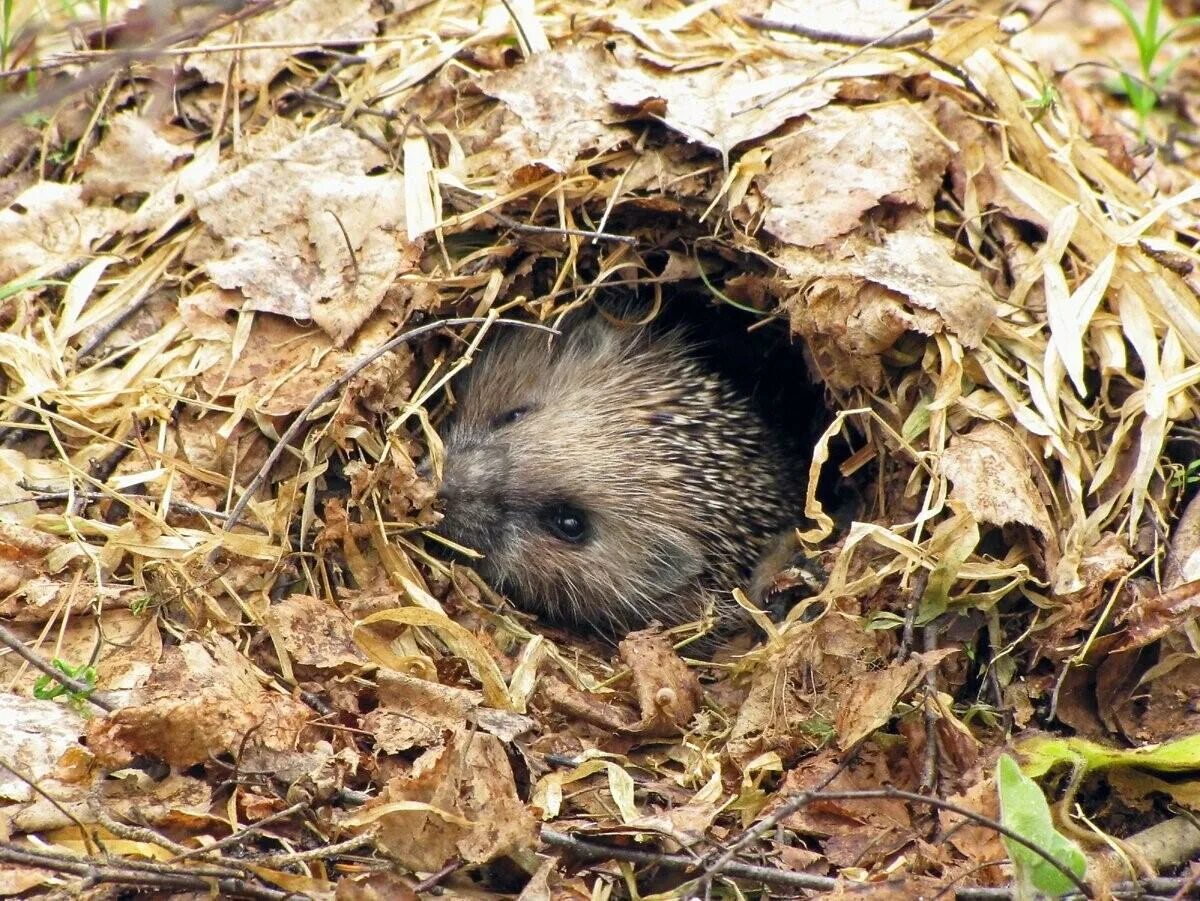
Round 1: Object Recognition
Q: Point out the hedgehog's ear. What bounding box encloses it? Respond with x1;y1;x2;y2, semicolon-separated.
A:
639;530;706;597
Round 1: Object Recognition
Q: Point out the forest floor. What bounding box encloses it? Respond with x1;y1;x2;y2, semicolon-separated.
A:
1;0;1200;897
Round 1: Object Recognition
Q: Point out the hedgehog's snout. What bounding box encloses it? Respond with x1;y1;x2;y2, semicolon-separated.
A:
432;435;511;555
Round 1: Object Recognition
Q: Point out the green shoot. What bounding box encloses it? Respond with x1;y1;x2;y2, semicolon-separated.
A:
1;0;13;73
33;659;99;716
1167;459;1200;490
1105;0;1200;136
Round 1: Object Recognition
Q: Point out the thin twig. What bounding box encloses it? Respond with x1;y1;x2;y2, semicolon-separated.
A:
0;842;292;901
0;0;285;126
12;486;269;531
250;831;377;867
0;621;116;711
540;828;837;892
741;14;933;48
920;623;942;794
488;209;637;246
698;787;1092;898
169;801;308;862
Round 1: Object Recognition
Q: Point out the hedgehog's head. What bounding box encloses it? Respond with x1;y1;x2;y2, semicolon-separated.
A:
431;315;708;633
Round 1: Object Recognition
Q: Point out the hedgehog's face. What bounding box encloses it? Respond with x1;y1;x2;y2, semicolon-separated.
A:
431;318;707;635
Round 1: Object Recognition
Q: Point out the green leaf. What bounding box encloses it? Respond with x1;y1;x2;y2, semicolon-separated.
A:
1105;0;1146;47
997;755;1088;899
1018;733;1200;779
901;395;931;441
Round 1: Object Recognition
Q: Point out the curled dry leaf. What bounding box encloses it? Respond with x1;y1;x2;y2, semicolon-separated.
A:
87;636;310;769
341;728;536;871
781;223;997;355
617;625;702;736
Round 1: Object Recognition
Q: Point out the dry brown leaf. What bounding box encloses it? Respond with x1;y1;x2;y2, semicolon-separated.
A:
769;755;913;846
11;772;212;835
0;182;127;282
264;594;366;673
361;670;481;754
0;693;84;804
541;677;636;733
1165;489;1200;587
87;636;310;768
189;0;375;88
835;657;921;748
81;112;194;198
0;863;54;895
727;610;887;767
342;729;536;871
0;610;160;706
842;227;997;348
605;53;834;156
477;45;632;180
765;0;919;42
189;127;420;344
940;776;1005;869
940;422;1055;540
760;104;949;248
617;625;702;736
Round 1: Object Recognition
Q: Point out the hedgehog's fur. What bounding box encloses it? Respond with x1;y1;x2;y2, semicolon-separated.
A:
433;311;799;641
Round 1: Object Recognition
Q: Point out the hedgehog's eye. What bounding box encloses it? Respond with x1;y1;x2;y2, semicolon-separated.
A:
540;503;589;544
491;405;531;429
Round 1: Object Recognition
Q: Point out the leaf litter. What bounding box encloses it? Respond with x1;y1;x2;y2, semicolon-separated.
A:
0;0;1199;897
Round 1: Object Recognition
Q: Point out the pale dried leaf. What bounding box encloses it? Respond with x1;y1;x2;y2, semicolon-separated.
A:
760;104;950;248
940;422;1054;539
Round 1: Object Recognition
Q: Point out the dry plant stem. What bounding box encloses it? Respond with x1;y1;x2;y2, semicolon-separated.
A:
216;316;556;540
540;828;838;893
487;210;637;245
96;809;195;859
899;570;930;656
956;882;1192;900
697;788;1092;898
411;858;463;892
250;830;377;867
740;13;933;47
0;0;285;125
440;186;637;245
0;621;115;711
920;623;941;794
15;486;268;531
169;800;308;862
0;842;291;900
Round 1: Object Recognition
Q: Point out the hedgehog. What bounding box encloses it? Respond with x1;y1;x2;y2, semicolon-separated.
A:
430;310;801;641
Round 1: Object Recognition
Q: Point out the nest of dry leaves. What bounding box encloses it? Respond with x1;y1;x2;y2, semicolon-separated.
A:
1;0;1200;897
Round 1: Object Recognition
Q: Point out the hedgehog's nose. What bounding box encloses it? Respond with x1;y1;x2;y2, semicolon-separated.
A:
415;457;433;482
